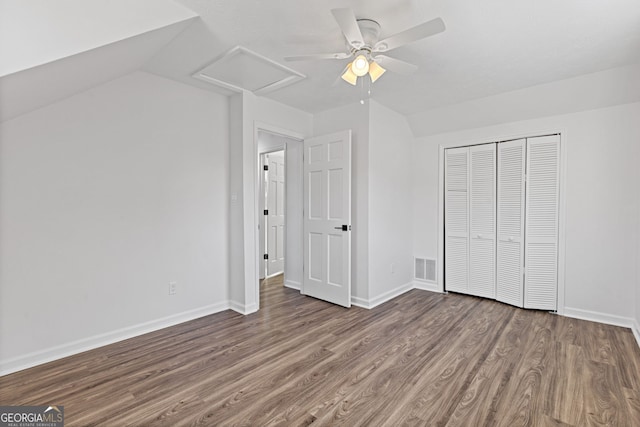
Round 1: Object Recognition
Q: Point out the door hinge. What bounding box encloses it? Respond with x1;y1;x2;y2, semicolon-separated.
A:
263;165;269;171
264;254;268;260
264;209;268;215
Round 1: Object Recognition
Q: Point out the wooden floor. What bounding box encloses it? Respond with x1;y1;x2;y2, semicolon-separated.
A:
2;275;640;426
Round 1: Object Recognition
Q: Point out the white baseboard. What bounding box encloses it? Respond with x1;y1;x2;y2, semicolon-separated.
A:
265;271;284;279
413;280;441;293
562;307;635;329
633;319;640;349
229;300;258;315
0;302;230;377
284;280;301;290
350;295;370;309
351;281;414;309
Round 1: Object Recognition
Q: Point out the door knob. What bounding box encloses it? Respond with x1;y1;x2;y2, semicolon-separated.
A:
334;225;349;231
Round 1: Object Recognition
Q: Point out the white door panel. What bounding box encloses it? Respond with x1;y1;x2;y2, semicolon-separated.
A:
303;131;351;307
445;147;469;294
266;151;285;276
524;135;560;310
469;144;496;298
497;139;526;307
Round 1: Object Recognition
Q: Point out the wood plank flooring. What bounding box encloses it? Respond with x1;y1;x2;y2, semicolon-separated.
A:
2;275;640;426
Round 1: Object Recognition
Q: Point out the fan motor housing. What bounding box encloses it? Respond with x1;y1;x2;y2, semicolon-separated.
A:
356;19;381;50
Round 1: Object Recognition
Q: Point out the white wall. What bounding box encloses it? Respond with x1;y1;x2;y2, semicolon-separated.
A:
413;101;640;325
367;101;414;303
314;102;370;302
228;94;249;309
0;71;229;374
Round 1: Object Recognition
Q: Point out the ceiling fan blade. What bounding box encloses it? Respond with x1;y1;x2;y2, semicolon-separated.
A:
331;8;365;49
374;18;445;52
373;55;418;75
284;52;351;61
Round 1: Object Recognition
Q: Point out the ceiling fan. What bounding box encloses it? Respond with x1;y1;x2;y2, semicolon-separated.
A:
285;8;445;85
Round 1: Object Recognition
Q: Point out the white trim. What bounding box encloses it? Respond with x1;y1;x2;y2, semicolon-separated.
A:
632;319;640;350
265;271;284;279
351;282;414;309
413;280;442;293
350;296;370;309
0;302;230;376
562;307;635;329
556;132;568;315
437;128;567;311
229;301;258;316
284;280;301;290
437;144;445;293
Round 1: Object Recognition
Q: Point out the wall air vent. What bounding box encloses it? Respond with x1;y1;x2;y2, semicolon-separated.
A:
415;257;436;282
193;46;305;95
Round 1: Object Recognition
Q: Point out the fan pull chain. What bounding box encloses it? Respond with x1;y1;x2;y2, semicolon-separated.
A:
360;75;372;105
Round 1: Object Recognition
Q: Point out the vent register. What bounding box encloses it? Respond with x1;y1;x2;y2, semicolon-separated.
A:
415;257;436;282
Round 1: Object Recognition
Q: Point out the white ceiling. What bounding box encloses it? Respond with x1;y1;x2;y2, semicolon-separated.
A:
3;0;640;123
146;0;640;116
0;19;194;123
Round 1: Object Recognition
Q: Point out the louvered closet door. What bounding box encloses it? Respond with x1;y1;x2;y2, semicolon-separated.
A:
524;135;560;310
445;147;469;294
496;139;526;307
468;144;496;298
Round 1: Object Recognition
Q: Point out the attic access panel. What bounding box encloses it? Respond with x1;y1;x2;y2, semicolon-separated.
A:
193;46;305;95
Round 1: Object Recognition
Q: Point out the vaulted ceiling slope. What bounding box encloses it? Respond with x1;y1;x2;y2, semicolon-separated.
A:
2;0;640;125
0;0;197;123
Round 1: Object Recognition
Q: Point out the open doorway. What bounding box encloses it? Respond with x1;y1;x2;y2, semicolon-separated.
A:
256;129;303;301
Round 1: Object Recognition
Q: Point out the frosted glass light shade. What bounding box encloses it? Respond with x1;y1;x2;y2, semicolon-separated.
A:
341;63;358;85
351;54;369;77
368;61;386;83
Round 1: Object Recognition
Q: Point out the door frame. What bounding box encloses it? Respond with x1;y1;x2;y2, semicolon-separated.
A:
436;128;568;314
253;122;304;311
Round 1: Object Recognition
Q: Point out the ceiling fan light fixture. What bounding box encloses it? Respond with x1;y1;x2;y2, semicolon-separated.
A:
351;54;370;77
368;61;386;83
341;63;358;85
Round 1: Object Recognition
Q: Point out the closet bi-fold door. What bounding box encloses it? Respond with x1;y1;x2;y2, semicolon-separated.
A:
468;144;496;298
445;147;469;294
496;139;526;307
524;135;560;310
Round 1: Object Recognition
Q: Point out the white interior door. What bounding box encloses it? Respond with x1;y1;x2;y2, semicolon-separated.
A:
469;143;496;299
303;130;352;307
496;139;526;307
524;135;560;310
266;151;285;276
445;147;469;294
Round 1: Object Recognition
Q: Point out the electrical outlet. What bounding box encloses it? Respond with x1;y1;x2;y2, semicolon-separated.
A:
169;281;177;295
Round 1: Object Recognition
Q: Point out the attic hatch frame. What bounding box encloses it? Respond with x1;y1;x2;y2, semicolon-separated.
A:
193;46;306;95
